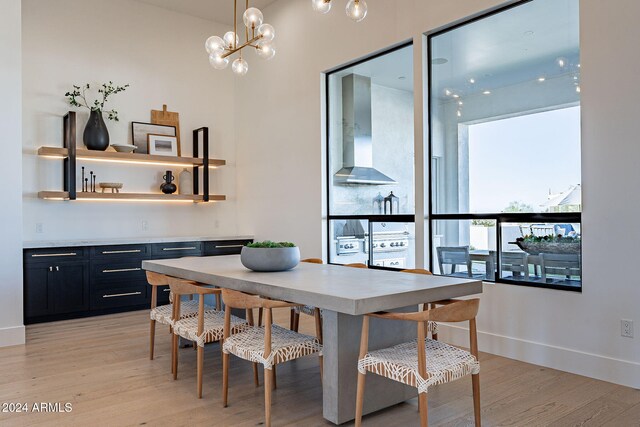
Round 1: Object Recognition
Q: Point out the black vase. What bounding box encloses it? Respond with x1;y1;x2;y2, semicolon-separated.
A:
83;109;110;151
160;171;177;194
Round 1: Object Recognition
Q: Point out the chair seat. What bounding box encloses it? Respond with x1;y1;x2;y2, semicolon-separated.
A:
223;324;322;370
150;300;214;326
357;338;479;394
173;310;247;347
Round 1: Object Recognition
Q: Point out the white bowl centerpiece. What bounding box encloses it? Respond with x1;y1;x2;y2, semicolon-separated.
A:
241;241;300;272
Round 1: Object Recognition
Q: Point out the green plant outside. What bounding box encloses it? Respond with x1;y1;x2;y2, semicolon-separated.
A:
245;241;297;248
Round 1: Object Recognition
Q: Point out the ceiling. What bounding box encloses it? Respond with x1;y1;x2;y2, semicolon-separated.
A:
136;0;278;25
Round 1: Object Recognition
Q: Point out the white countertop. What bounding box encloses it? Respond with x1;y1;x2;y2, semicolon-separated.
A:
23;235;254;249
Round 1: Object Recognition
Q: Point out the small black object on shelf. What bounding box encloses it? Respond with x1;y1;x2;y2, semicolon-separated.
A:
384;191;399;215
160;171;177;194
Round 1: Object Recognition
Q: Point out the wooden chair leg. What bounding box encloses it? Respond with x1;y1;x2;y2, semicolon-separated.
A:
264;367;273;427
172;334;179;380
197;345;204;398
272;364;277;390
293;312;300;332
149;319;156;360
222;352;230;407
472;373;481;426
253;362;260;387
418;392;428;427
314;308;323;344
289;308;295;330
355;372;366;427
258;308;263;327
216;293;222;311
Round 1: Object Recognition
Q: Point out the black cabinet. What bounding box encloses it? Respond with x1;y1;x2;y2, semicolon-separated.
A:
24;261;89;321
23;238;252;324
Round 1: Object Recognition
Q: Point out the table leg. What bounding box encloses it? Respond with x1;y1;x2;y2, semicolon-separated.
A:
322;308;417;424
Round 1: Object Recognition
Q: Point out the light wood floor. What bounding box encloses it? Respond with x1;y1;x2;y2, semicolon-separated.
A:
0;310;638;427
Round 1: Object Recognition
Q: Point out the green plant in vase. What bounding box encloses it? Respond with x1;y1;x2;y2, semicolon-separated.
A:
64;81;129;150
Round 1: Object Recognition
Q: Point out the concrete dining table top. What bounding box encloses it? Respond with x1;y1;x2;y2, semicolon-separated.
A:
142;255;483;424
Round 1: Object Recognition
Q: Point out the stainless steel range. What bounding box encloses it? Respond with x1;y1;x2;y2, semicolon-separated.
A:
333;220;413;268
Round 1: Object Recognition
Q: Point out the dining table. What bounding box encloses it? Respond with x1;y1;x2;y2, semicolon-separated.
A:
142;255;483;425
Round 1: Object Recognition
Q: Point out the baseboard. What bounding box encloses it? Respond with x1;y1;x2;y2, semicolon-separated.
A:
0;325;26;347
438;324;640;389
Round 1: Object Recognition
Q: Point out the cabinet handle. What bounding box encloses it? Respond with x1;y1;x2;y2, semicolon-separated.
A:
102;292;142;299
32;252;77;258
102;267;142;273
102;249;142;254
56;266;59;271
162;247;197;251
49;266;53;272
163;289;170;292
214;244;245;249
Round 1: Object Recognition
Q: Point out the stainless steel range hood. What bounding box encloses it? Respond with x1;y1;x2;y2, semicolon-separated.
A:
334;74;397;185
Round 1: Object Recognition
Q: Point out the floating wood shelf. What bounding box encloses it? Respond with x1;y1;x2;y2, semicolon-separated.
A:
38;191;226;203
38;146;226;168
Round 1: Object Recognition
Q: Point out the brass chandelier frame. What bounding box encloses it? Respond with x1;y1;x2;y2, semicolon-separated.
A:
221;0;264;60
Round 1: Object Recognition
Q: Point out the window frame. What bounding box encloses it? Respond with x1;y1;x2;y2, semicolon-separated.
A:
426;0;582;292
325;41;416;270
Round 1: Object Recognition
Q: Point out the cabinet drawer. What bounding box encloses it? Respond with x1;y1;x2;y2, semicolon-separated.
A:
91;260;146;285
203;240;252;256
152;241;202;257
25;247;87;264
91;283;148;310
90;244;151;259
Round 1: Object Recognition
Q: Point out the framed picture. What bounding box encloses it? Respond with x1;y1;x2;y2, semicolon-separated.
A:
132;122;177;154
148;134;179;156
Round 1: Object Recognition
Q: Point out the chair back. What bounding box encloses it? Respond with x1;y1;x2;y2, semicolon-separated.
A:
302;258;323;264
501;252;529;279
540;253;581;280
221;289;299;310
401;268;433;275
345;263;368;269
436;246;471;276
146;271;170;309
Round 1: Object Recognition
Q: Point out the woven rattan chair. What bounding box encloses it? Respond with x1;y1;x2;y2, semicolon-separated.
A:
221;289;323;427
167;277;247;398
355;299;481;427
401;269;439;340
290;258;324;334
147;271;218;363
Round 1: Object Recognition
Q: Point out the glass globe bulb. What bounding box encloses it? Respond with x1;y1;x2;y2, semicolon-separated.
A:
232;58;249;76
205;35;225;54
312;0;332;14
243;7;264;29
346;0;367;22
209;53;229;70
257;23;275;42
223;31;239;49
256;41;276;60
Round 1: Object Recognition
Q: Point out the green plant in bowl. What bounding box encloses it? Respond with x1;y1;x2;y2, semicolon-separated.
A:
246;241;296;248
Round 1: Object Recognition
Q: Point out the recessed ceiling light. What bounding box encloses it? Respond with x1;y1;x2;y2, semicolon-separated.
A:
431;57;448;65
469;78;475;84
557;57;567;68
458;101;463;106
483;90;491;95
576;86;581;93
538;77;546;82
452;94;460;98
444;89;452;96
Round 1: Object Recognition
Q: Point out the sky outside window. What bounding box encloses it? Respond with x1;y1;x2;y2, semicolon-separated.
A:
468;106;581;213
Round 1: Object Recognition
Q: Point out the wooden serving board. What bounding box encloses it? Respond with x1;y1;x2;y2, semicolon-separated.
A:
151;104;181;152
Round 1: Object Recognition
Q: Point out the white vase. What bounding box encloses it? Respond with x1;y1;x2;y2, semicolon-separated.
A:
178;168;193;195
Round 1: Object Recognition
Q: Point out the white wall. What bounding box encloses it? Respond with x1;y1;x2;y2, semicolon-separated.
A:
22;0;237;243
236;0;640;387
0;0;26;346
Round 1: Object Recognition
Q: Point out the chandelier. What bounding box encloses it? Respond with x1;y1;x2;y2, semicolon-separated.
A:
312;0;368;22
205;0;276;76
